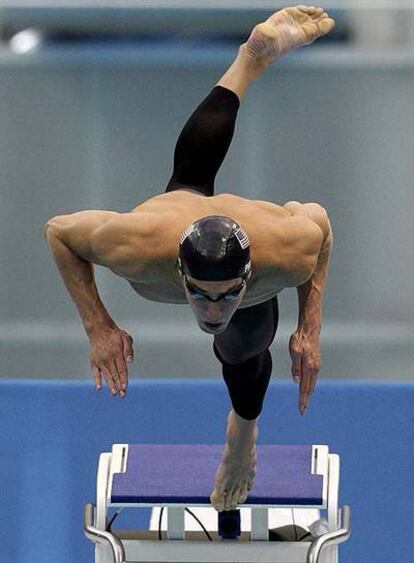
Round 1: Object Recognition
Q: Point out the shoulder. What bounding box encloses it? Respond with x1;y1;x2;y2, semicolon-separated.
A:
283;200;331;239
262;212;323;279
91;211;162;268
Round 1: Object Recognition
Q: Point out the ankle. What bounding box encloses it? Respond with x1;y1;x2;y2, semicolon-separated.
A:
236;46;267;77
226;431;257;455
225;410;259;446
230;409;259;426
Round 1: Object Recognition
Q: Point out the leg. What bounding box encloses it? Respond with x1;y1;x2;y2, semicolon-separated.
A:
166;5;335;197
210;297;279;512
165;85;241;196
165;37;265;197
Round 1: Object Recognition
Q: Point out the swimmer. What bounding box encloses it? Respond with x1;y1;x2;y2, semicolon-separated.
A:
44;6;335;512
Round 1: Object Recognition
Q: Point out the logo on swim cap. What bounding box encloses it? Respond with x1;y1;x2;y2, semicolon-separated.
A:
180;223;250;249
234;226;250;250
179;224;197;245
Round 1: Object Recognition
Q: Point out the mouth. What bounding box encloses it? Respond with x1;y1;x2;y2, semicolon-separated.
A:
202;321;226;333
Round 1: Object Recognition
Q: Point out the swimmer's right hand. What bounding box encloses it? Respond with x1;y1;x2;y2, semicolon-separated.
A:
89;326;134;398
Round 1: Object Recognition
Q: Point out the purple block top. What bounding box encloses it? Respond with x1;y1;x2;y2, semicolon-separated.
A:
111;444;323;506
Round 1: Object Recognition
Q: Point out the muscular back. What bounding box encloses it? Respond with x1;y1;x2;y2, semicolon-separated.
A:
47;191;326;305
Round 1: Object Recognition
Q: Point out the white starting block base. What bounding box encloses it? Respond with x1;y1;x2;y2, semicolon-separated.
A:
84;444;351;563
150;506;323;533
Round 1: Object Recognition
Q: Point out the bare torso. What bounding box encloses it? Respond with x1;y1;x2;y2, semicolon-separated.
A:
101;190;323;309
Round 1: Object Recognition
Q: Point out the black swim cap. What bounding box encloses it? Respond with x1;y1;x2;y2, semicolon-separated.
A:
178;215;251;281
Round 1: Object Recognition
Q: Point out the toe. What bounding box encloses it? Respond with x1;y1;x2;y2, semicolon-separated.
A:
319;18;335;34
230;486;242;510
210;490;225;512
238;484;249;504
314;8;326;20
316;13;329;23
224;489;233;511
297;5;317;14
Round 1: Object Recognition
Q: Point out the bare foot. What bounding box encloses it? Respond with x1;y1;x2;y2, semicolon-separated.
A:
210;410;259;512
240;5;335;67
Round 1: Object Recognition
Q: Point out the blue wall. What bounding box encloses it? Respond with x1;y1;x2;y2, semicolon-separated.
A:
0;379;413;563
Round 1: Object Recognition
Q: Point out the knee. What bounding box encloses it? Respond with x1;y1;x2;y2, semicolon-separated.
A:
213;340;265;366
220;349;273;420
214;343;272;379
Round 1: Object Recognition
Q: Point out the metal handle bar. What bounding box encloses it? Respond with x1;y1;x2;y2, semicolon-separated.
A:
84;502;350;563
307;505;351;563
84;503;125;563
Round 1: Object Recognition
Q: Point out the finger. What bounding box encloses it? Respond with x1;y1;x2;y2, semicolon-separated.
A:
288;333;298;359
108;359;123;395
303;348;320;376
309;373;318;394
102;360;119;395
302;350;320;392
289;333;302;383
114;356;128;397
291;351;302;384
300;355;314;393
122;333;134;364
91;363;102;391
292;360;302;383
299;375;310;415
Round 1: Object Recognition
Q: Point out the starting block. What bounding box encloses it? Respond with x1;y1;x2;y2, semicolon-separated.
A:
84;444;351;563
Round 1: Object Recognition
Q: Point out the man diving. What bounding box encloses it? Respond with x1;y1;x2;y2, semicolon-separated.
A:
44;5;335;512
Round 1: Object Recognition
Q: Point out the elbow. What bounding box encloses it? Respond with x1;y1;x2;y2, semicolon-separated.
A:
315;205;333;242
43;215;63;241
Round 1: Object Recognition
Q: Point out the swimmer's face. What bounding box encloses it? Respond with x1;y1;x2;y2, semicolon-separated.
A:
181;274;247;334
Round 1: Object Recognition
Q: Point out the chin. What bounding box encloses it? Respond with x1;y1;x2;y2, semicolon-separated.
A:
200;322;227;334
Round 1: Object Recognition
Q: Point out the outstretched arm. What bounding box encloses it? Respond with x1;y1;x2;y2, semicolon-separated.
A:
286;203;333;415
44;210;134;397
296;205;333;331
44;210;118;334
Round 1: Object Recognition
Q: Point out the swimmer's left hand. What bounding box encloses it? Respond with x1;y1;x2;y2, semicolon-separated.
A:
289;327;321;415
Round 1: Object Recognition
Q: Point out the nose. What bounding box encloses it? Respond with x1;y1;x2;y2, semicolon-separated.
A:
204;302;223;323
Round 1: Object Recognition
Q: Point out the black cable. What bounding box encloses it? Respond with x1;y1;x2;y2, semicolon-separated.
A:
108;506;165;538
110;505;311;543
291;508;298;542
185;508;213;541
290;509;313;541
158;506;213;541
108;508;124;532
158;507;165;540
108;505;212;541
